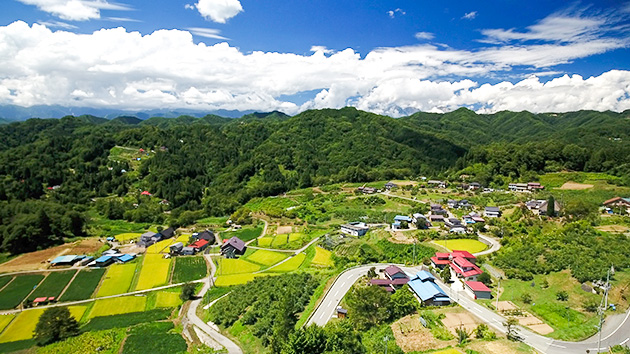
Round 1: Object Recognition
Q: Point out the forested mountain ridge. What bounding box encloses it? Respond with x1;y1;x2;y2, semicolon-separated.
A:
1;107;630;254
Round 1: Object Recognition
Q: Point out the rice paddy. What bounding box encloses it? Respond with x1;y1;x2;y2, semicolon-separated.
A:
216;258;260;275
134;254;172;291
88;296;147;319
96;263;136;297
311;247;333;267
433;239;487;253
154;291;182;308
268;253;306;272
0;306;86;343
246;250;288;266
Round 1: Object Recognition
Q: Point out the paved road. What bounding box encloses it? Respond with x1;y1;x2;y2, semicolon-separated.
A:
307;263;630;354
475;234;501;256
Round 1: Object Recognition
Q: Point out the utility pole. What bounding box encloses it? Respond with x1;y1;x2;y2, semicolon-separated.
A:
495;277;501;311
597;266;612;353
383;336;389;354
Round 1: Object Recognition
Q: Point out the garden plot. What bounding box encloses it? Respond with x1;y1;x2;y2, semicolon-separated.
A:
60;268;106;301
29;270;76;300
0;274;45;310
268;253;306;272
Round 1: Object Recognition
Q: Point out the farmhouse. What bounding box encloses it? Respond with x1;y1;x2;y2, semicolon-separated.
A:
357;186;376;194
169;242;184;254
92;255;114;267
429;215;445;223
463;213;485;224
195;230;216;244
159;227;175;239
430;250;477;270
116;253;136;263
50;255;86;266
138;231;158;247
444;217;463;229
469;182;481;191
464;281;492;300
451;256;483;281
508;183;529;192
484;206;501;218
603;197;630;214
448;199;472;209
221;237;246;257
412;213;429;229
385;181;397;190
526;199;561;216
369;265;410;292
527;182;544;190
430;204;448;215
384;265;407;280
408;270;450;306
428;180;447;189
340;222;369;237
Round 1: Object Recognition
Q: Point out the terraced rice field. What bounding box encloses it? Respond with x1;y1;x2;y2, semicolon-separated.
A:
0;306;87;343
269;253;306;272
271;235;289;247
433;239;487;253
154;291;182;308
0;274;45;310
216;258;260;275
29;270;77;300
215;273;278;287
146;239;174;254
88;296;147;319
257;237;273;247
115;233;142;242
172;256;207;283
311;247;333;267
135;254;172;291
246;250;288;266
96;263;136;297
0;314;15;334
60;268;106;301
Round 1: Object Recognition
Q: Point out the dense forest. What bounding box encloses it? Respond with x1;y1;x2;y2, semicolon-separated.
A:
1;107;629;254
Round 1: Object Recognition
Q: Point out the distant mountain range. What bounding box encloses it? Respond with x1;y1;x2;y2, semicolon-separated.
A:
0;104;261;122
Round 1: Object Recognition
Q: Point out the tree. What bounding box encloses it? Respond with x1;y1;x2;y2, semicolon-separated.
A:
367;267;377;279
34;307;79;345
556;290;569;301
345;285;391;330
478;272;492;286
504;317;520;341
521;293;532;304
547;195;556;217
440;267;452;283
281;325;326;354
456;326;470;345
390;286;418;319
180;282;197;301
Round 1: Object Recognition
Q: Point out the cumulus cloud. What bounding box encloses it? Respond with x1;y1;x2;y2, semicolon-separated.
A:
414;32;434;40
387;8;406;18
0;21;628;116
17;0;131;21
194;0;243;23
462;11;477;20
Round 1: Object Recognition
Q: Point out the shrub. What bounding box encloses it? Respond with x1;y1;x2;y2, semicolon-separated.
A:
556;290;569;301
521;293;532;304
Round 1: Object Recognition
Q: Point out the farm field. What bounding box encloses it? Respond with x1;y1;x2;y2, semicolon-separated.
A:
135;254;172;291
0;277;12;290
222;226;263;242
215;273;278;287
0;239;102;273
96;263;136;297
0;306;86;343
257;237;273;247
433;239;487;253
155;291;182;308
146;239;174;254
0;314;15;333
172;256;207;283
29;270;77;300
269;253;306;272
311;247;333;267
256;232;314;249
60;268;106;301
115;233;142;242
89;296;147;319
216;258;260;275
0;274;45;310
37;328;126;354
246;250;288;266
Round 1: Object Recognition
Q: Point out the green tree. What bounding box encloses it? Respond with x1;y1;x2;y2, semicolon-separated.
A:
547;195;556;217
323;321;365;354
478;272;492;286
440;267;452;283
556;290;569;301
504;317;520;341
180;283;197;301
390;286;418;319
345;285;391;330
281;325;326;354
521;293;532;304
34;307;79;345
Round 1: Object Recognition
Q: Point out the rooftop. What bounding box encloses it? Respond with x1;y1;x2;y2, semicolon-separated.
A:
465;281;491;292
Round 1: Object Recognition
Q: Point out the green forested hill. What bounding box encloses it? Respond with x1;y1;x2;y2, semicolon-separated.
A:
0;107;629;254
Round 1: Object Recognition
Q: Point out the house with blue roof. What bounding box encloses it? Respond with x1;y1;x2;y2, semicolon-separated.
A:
408;271;450;306
92;255;114;267
116;254;136;263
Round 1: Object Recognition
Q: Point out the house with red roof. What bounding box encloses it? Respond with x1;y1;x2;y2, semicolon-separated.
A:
369;265;410;292
464;281;492;299
141;190;152;196
450;256;483;281
430;250;477;269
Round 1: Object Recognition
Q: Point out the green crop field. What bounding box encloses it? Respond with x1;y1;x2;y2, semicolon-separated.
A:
0;314;15;334
122;322;187;354
269;253;306;272
311;247;333;267
246;250;288;266
135;254;172;290
60;268;106;301
115;233;142;242
433;239;487;253
271;235;288;247
172;256;207;283
217;258;260;275
0;277;12;290
80;309;172;332
96;263;136;297
38;328;126;354
222;226;263;242
0;306;86;343
155;291;182;308
146;239;173;254
29;270;77;300
257;237;273;247
288;233;305;242
89;296;147;319
0;274;45;310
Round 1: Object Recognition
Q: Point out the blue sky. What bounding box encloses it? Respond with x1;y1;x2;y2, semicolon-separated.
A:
0;0;629;116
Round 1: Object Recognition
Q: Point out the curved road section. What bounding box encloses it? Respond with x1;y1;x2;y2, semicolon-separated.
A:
307;263;630;354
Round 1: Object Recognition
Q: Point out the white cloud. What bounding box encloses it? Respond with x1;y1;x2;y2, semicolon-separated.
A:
194;0;243;23
415;32;434;40
106;17;141;22
187;27;227;40
462;11;477;20
0;21;628;116
310;46;334;54
37;20;77;29
387;8;406;19
17;0;131;21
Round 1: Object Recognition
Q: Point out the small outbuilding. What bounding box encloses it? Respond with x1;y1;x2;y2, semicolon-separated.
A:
464;281;492;300
93;255;114;267
169;242;184;255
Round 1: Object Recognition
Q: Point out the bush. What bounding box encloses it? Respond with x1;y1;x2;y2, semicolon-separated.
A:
556;290;569;301
521;293;532;304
